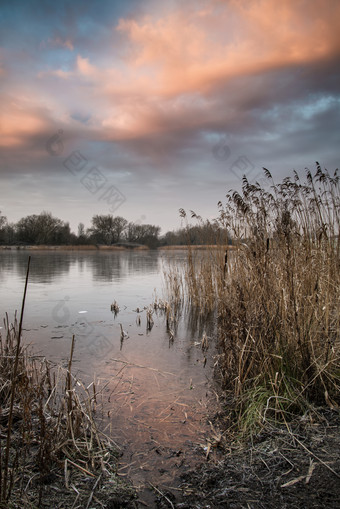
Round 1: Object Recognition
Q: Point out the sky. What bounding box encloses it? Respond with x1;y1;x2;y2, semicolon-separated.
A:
1;0;339;234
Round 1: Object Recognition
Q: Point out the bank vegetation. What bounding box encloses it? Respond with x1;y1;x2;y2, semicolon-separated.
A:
168;164;340;433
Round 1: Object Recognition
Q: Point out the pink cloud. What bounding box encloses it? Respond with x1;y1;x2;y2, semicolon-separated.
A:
77;55;97;77
0;97;51;147
115;0;340;97
69;0;340;141
2;0;340;149
38;0;340;104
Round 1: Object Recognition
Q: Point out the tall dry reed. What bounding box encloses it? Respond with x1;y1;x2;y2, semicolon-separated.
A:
173;165;340;432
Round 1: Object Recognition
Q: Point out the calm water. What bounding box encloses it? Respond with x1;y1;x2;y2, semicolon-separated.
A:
0;249;217;504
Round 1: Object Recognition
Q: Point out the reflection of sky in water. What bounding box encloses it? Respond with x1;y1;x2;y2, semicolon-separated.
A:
0;250;182;326
0;249;213;385
0;250;211;372
0;249;216;496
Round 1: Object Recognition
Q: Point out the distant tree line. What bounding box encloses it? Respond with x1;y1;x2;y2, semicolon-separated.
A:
163;222;230;246
0;210;229;248
0;211;74;246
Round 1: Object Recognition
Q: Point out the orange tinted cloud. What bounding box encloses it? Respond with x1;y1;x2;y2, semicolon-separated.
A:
38;0;340;103
3;0;340;146
0;100;50;147
116;0;340;96
84;0;340;139
77;55;97;77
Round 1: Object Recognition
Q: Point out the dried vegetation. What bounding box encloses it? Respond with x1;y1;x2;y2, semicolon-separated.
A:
169;165;340;433
0;313;136;508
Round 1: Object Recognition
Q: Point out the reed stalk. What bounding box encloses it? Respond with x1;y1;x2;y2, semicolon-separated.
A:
2;256;30;501
169;165;340;433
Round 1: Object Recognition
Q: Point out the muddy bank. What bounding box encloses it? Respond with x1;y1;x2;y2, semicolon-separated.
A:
169;409;340;509
4;400;339;508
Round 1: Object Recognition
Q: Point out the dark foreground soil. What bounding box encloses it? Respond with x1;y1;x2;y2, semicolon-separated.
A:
3;409;339;508
0;402;340;509
153;409;340;509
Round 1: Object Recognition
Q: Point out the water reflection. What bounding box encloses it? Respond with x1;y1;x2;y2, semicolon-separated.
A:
88;252;124;282
0;250;160;286
0;251;71;284
88;251;158;282
0;248;216;505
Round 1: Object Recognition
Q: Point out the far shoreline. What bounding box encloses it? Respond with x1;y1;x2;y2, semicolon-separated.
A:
0;244;148;251
0;244;236;251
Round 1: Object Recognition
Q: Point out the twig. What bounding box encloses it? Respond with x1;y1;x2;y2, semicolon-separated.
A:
110;358;176;376
288;429;340;479
149;482;174;509
85;474;101;509
64;459;70;489
67;458;96;478
66;335;76;416
70;485;80;509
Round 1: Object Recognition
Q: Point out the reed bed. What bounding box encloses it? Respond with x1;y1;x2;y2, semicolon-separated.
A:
172;165;340;433
0;314;136;508
161;247;220;339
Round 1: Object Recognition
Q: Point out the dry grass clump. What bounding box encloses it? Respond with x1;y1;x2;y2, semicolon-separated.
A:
175;165;340;433
0;314;136;508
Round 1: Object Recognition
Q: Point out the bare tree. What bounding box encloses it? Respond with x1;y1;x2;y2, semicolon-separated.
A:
89;215;128;244
0;211;7;229
112;216;128;242
125;222;160;247
16;212;71;245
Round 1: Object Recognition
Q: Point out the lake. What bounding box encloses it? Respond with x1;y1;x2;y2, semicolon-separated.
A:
0;249;217;504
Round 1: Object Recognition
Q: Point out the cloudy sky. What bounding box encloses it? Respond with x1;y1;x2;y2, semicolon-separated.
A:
1;0;339;234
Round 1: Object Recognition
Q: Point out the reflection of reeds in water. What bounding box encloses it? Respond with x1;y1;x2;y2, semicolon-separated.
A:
201;331;209;352
146;307;154;331
162;264;184;313
119;323;129;350
110;300;120;317
162;250;220;342
153;296;177;341
167;166;340;433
